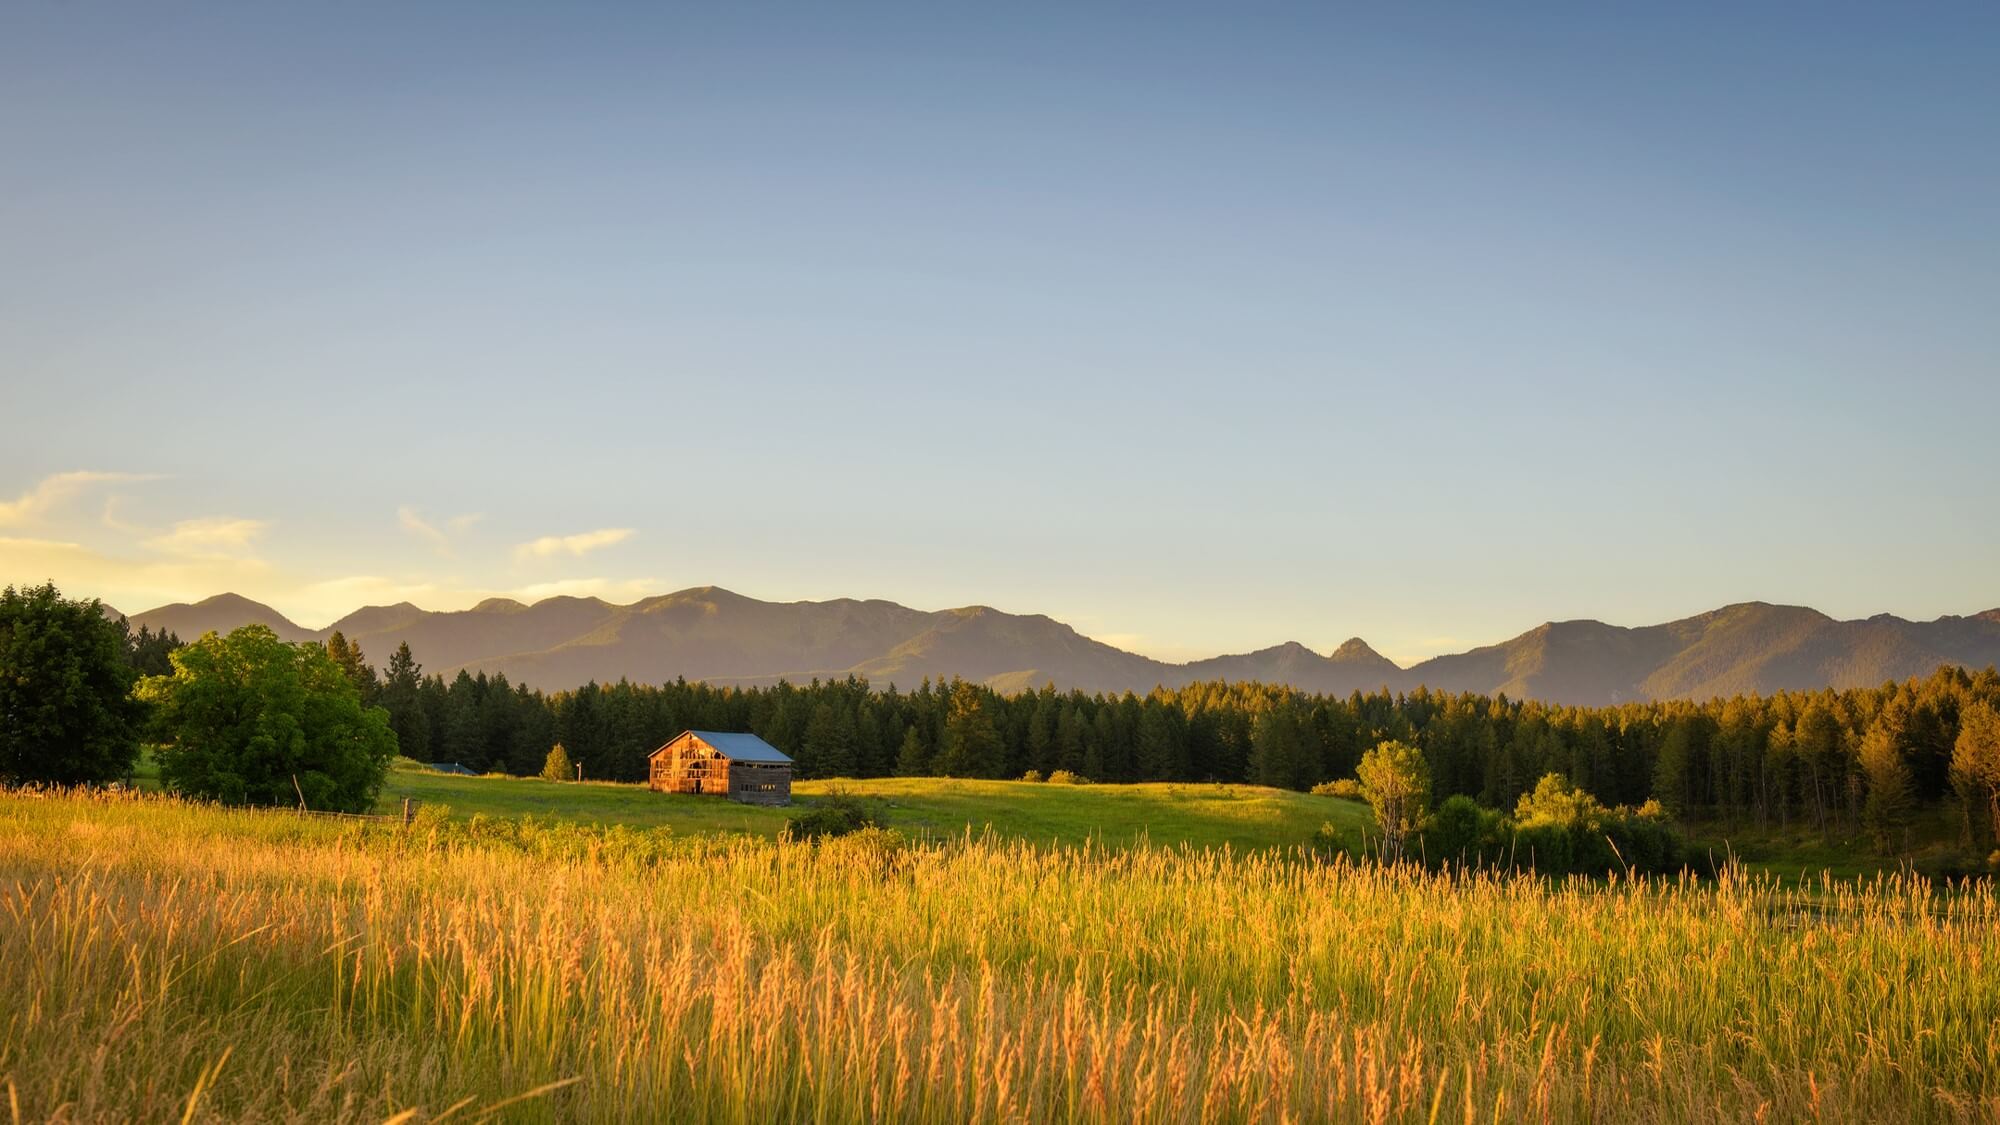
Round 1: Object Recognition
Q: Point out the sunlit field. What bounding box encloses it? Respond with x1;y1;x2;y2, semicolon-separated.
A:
4;788;1998;1123
376;763;1373;851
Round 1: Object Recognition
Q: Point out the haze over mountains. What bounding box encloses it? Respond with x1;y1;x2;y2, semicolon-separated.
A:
113;588;2000;707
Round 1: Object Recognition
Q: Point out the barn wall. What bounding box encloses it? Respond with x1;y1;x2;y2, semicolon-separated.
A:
727;762;792;806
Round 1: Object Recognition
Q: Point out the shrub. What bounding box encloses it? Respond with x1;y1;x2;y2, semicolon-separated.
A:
540;743;573;782
1422;795;1507;867
1311;778;1364;800
140;625;396;812
819;825;909;874
1020;769;1044;783
1511;773;1683;876
410;802;451;834
782;791;881;843
1311;820;1358;862
1046;770;1089;785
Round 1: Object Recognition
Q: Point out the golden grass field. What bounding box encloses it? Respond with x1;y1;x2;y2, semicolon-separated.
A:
3;787;1998;1123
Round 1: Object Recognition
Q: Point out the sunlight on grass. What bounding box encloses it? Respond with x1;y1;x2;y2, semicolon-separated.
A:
4;787;1998;1121
378;764;1374;851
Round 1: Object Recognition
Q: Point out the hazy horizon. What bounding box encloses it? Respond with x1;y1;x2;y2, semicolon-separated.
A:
5;3;1996;665
71;582;2000;673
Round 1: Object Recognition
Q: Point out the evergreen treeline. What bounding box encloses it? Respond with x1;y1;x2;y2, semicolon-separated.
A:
347;636;2000;851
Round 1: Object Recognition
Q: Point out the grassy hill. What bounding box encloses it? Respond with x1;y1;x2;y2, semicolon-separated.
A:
379;762;1373;851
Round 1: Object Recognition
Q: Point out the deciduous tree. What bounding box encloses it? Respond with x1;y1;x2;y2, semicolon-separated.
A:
0;582;144;785
140;625;395;812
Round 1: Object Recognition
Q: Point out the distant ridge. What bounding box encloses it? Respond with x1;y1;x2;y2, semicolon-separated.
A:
118;588;2000;705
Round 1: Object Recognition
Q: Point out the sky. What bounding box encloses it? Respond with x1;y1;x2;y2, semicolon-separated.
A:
2;2;1996;665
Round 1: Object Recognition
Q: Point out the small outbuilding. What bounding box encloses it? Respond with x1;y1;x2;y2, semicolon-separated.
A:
647;730;793;806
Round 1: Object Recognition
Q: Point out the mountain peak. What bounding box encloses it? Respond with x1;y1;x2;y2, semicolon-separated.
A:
195;592;277;611
1330;637;1387;662
126;591;313;643
112;589;2000;704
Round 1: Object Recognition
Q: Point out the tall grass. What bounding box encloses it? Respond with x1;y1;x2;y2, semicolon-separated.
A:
1;789;1996;1122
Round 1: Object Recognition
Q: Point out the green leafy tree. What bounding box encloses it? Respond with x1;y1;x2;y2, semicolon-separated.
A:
1357;739;1431;861
139;625;396;812
0;582;145;784
541;742;573;781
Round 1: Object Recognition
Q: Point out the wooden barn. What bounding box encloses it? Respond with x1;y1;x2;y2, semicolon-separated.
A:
647;730;794;805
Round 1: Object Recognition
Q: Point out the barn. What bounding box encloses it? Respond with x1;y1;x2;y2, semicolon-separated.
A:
647;730;794;805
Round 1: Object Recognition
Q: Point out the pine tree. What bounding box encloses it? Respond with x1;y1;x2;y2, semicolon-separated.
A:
323;631;379;705
801;702;857;779
894;725;929;776
379;642;428;762
935;682;1005;778
1858;719;1914;852
1249;707;1308;790
1951;702;2000;850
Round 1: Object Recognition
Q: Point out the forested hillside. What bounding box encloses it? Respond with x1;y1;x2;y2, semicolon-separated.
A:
126;588;2000;704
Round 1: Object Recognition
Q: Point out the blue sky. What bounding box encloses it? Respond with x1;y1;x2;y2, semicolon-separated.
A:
2;3;1996;663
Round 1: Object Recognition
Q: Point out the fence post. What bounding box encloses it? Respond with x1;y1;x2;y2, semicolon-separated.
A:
402;797;414;827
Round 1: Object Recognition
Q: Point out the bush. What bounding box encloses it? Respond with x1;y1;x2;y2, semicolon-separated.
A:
1510;773;1683;877
1422;795;1507;867
1511;821;1575;875
1020;769;1044;783
1046;770;1089;785
819;825;909;874
409;802;451;831
782;791;881;843
140;625;396;812
1311;778;1364;800
540;743;573;782
1311;820;1358;861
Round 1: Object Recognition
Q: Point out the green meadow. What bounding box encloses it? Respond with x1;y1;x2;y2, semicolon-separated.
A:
378;762;1374;851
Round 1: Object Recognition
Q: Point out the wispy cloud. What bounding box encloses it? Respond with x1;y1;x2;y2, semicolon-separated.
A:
100;495;147;535
0;535;272;611
397;506;448;549
0;471;160;526
145;517;269;559
514;527;634;561
398;506;484;555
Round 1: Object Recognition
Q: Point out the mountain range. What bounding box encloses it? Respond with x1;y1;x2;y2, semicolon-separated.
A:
109;588;2000;706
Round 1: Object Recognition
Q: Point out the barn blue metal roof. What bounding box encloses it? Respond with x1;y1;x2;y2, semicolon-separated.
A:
685;730;793;764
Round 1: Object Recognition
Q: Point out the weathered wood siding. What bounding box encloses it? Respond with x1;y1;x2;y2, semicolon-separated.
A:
647;733;792;805
726;761;792;805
